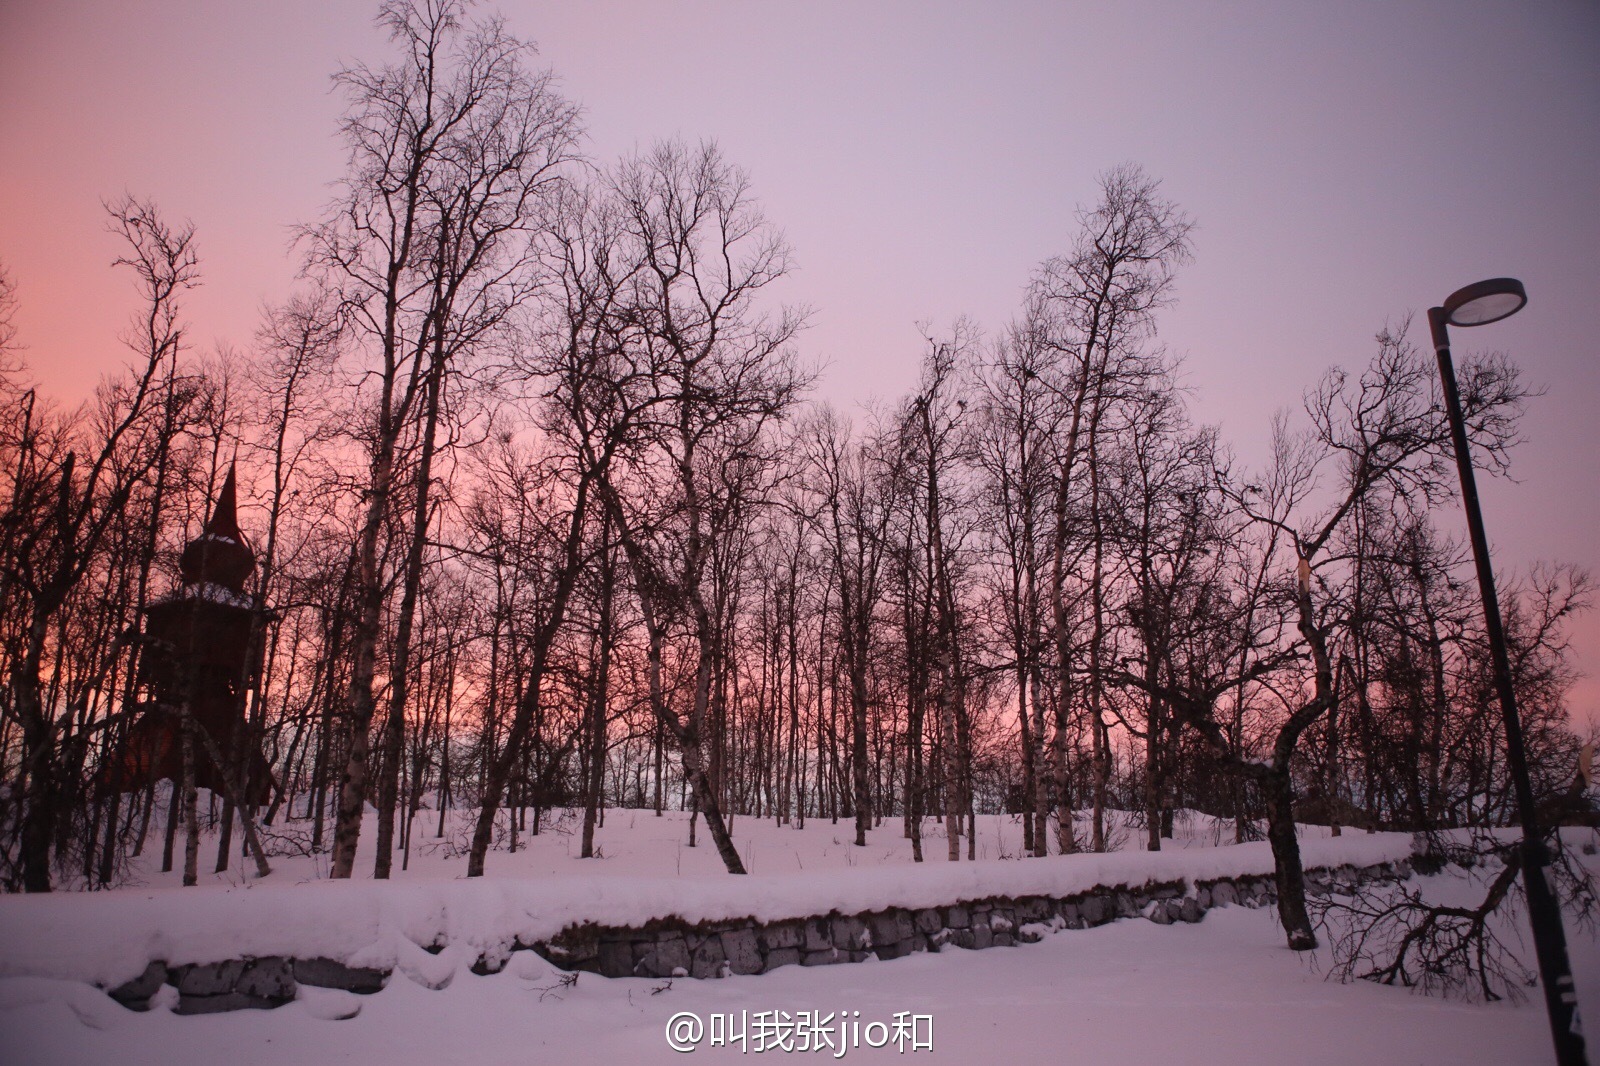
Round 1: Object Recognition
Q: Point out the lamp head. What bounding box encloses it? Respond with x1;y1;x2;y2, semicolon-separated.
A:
1442;277;1527;328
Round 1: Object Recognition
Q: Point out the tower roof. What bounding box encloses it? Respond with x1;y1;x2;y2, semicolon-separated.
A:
178;465;256;594
204;463;244;542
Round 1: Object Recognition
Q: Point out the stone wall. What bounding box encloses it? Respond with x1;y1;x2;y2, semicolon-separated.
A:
539;859;1412;980
104;857;1411;1013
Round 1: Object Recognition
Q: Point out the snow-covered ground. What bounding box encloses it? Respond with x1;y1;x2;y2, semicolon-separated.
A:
136;803;1303;884
2;808;1597;1064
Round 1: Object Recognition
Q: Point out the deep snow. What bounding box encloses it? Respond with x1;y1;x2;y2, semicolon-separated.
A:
1;808;1596;1064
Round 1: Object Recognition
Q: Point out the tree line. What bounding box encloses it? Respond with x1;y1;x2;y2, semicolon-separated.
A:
1;0;1591;955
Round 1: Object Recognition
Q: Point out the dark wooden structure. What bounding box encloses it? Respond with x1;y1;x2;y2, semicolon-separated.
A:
115;467;273;803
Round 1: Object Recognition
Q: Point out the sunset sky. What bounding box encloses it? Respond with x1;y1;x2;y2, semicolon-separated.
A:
2;1;1597;724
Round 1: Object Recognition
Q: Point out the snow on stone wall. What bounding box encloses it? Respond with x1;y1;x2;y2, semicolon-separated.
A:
0;833;1417;1015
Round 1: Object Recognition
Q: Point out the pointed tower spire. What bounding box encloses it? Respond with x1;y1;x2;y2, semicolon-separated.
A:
179;464;256;593
205;463;244;542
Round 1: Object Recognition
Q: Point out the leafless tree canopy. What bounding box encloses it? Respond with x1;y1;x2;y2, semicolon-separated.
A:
0;13;1592;1012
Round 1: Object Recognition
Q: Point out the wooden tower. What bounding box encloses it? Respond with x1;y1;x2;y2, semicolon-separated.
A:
116;466;273;803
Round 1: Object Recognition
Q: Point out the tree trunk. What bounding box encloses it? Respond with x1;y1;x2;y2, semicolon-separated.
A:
16;604;61;892
581;518;615;859
329;431;395;879
180;705;200;887
1265;767;1316;950
848;623;872;849
374;345;445;878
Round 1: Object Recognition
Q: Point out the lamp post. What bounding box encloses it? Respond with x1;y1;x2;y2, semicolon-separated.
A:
1429;277;1587;1066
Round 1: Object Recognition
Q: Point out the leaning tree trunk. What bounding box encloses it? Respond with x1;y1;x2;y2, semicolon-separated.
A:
466;474;595;878
1264;765;1316;950
1266;548;1339;950
684;600;747;874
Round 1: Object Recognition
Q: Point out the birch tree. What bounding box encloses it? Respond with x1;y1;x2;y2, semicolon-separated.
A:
1031;164;1193;853
592;141;809;874
300;0;579;878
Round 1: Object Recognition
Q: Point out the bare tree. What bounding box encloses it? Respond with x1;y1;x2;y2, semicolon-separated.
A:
1031;164;1193;854
1314;822;1597;1004
1114;324;1529;950
460;174;645;877
0;198;198;891
1100;380;1225;851
971;321;1061;855
300;0;580;879
801;407;898;848
901;329;980;860
589;140;809;874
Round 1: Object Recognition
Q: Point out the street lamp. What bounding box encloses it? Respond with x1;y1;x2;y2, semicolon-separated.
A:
1429;278;1587;1066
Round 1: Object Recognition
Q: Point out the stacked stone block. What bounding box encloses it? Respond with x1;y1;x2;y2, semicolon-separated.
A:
103;859;1411;1012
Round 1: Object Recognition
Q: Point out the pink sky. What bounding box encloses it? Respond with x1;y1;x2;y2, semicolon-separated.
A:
2;1;1597;728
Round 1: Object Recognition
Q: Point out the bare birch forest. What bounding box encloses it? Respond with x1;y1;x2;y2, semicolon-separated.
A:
1;3;1592;961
